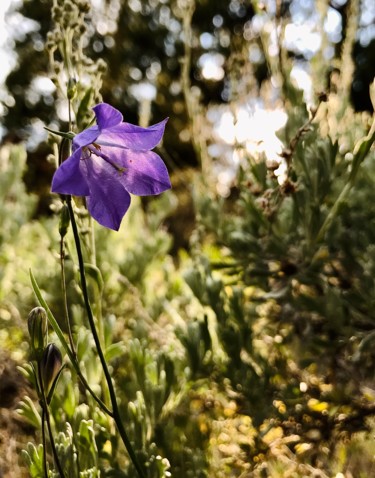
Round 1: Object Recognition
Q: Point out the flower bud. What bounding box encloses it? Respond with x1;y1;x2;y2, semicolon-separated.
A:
27;307;48;360
40;343;63;398
67;77;77;100
59;203;70;237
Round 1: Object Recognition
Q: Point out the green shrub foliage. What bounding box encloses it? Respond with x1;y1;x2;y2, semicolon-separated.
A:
1;0;375;477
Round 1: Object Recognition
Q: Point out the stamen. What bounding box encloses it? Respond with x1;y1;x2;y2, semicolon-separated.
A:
117;167;126;176
86;144;127;175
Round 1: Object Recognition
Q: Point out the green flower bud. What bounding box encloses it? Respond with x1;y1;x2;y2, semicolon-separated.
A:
27;307;48;360
59;203;70;237
40;343;63;398
67;77;77;100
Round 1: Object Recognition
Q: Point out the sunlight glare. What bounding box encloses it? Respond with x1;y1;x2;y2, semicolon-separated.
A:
199;53;225;81
284;23;321;58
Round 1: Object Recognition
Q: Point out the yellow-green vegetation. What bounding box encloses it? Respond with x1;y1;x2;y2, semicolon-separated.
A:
1;0;375;477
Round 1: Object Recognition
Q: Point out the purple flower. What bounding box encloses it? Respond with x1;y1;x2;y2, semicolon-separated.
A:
51;103;171;230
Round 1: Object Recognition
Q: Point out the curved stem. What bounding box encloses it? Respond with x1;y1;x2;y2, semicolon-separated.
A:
30;270;114;418
66;197;145;478
54;134;113;416
59;231;113;414
75;361;113;416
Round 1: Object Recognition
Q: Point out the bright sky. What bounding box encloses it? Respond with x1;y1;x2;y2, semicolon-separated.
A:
0;0;16;85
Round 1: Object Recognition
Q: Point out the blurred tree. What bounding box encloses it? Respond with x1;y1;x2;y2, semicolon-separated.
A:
2;0;255;167
1;0;373;241
2;1;373;184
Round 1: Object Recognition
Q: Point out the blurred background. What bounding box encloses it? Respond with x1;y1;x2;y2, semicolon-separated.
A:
0;0;375;477
1;0;374;198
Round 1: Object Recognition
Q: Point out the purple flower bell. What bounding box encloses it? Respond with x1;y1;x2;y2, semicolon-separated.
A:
51;103;171;230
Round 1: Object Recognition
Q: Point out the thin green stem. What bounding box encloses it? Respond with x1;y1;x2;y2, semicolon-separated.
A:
41;407;48;478
66;197;146;478
58;114;74;354
60;238;76;355
30;270;114;417
54;126;113;415
89;216;96;266
37;363;66;478
44;127;74;141
315;182;351;243
44;402;66;478
88;218;111;408
44;404;66;478
68;99;72;132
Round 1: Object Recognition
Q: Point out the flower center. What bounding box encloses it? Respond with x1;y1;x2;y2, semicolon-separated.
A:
85;144;127;176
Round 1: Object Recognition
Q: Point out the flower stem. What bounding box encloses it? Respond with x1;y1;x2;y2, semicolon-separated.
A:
60;238;76;355
41;407;48;478
30;270;114;417
37;363;66;478
44;402;66;478
66;196;146;478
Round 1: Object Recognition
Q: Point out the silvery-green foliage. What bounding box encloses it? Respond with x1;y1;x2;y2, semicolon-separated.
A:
0;145;37;248
21;443;45;478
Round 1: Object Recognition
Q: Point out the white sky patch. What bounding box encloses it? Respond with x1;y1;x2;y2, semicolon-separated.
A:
239;107;287;162
130;82;157;101
26;118;48;151
56;99;75;123
214;106;287;158
284;23;322;58
211;104;288;194
290;63;313;103
358;0;375;46
31;76;56;95
199;53;225;81
0;0;20;85
200;32;215;49
214;110;236;145
324;7;342;43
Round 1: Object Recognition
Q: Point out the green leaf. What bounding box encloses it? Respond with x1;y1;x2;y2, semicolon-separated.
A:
84;263;104;293
29;269;75;365
46;363;66;404
17;396;41;429
350;118;375;182
21;443;45;478
44;126;75;140
104;342;126;362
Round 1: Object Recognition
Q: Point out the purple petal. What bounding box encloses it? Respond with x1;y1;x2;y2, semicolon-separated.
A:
73;126;99;148
93;103;123;130
51;148;90;196
96;118;168;151
105;149;171;196
82;155;131;230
